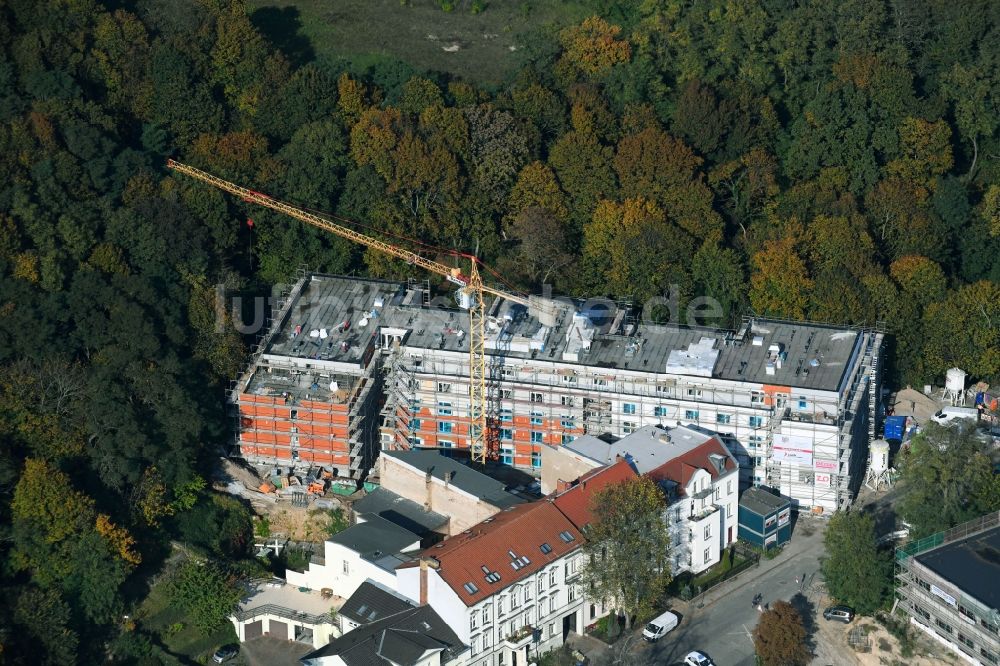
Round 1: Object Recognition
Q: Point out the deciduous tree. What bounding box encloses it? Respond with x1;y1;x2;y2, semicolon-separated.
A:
898;423;1000;540
821;511;891;614
753;600;810;666
580;476;672;631
749;237;813;320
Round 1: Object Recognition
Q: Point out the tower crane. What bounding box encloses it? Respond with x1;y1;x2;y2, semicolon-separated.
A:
167;159;551;464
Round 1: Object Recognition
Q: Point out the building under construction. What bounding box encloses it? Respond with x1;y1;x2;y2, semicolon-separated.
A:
230;273;884;513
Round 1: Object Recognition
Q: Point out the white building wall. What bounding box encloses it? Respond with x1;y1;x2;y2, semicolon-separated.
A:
286;540;414;600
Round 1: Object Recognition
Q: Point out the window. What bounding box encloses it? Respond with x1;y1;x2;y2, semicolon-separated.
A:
439;421;454;434
623;421;637;435
958;634;974;649
686;388;703;398
594;378;607;387
561;434;575;445
959;605;977;623
714;487;720;500
439;440;453;449
549;623;556;638
981;618;999;635
559;531;575;543
569;586;577;601
530;392;543;403
982;649;998;664
749;415;763;428
500;389;513;399
531;431;543;444
438;382;452;393
798;396;807;409
685;410;699;420
540;543;552;554
501;447;513;465
654;406;668;417
483;631;491;648
560;417;575;428
716;413;731;424
623;403;636;415
704;548;711;562
727;480;733;495
500;428;512;441
754;456;762;467
550;569;557;585
483;605;490;622
936;618;953;634
704;526;711;540
497;596;505;615
437;401;452;415
470;635;478;655
550;592;559;612
726;504;732;519
530;411;543;426
531;451;541;468
674;508;681;522
343;560;350;574
463;582;479;594
562;374;577;384
471;614;478;630
499;409;513;423
561;396;574;407
751;391;764;404
409;418;421;430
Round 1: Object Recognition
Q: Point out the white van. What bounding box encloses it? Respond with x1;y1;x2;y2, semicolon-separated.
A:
642;610;679;642
930;406;979;425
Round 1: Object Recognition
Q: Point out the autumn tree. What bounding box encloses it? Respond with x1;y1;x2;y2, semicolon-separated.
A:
582;198;694;302
920;281;1000;380
549;129;617;225
557;16;632;79
507;161;569;223
580;476;672;632
753;600;811;666
821;511;891;614
506;207;573;286
749;237;814;320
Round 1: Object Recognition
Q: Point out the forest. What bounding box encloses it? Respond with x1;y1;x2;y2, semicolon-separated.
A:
0;0;998;663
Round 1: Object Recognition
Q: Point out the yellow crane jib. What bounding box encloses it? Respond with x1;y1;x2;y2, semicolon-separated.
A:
165;158;523;464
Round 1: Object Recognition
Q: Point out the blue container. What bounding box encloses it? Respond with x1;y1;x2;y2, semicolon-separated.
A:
884;415;907;441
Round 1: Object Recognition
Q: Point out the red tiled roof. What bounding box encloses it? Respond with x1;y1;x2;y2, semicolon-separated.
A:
551;459;638;530
401;501;583;606
646;436;735;494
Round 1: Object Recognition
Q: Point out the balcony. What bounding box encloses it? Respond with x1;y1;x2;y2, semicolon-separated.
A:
687;505;719;523
504;625;536;649
691;486;714;501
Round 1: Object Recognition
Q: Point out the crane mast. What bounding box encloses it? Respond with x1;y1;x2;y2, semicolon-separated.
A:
166;159;518;463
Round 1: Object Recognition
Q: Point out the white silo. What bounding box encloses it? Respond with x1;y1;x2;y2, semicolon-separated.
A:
864;439;892;492
944;367;967;406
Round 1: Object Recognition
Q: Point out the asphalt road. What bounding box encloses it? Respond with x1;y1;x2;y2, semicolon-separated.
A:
639;517;829;666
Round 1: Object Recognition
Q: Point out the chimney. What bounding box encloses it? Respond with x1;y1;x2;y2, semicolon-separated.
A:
425;467;433;511
418;557;440;606
445;470;454;486
556;478;571;493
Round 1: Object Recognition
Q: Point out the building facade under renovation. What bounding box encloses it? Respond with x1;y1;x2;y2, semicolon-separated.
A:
230;273;883;512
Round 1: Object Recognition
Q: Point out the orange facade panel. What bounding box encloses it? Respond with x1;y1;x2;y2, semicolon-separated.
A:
298;400;348;413
239;393;282;405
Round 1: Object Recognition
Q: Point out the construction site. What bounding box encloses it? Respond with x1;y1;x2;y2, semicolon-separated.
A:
227;272;884;514
165;160;886;515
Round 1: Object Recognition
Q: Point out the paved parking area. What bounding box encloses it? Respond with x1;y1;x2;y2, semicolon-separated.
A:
237;637;314;666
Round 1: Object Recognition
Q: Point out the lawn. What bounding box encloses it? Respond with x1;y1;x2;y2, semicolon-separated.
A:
247;0;591;86
138;576;238;663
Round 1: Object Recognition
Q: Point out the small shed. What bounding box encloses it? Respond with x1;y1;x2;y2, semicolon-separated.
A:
738;486;791;549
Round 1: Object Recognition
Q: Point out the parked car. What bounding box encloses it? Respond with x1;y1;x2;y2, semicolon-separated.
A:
212;645;239;664
642;610;680;642
684;650;715;666
823;605;855;623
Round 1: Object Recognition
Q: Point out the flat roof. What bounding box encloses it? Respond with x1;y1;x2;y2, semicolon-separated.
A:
260;275;865;392
915;525;1000;611
564;424;717;475
382;450;524;509
739;487;790;517
239;580;339;618
352;487;449;535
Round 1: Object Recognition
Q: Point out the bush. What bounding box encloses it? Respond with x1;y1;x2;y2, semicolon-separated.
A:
166;561;242;632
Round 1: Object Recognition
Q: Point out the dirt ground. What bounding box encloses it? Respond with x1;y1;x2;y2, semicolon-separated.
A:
258;503;350;542
810;590;961;666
